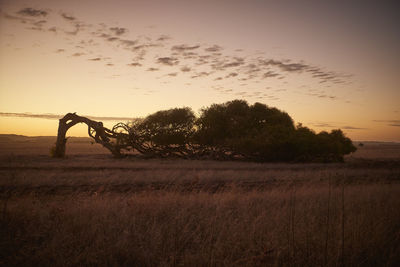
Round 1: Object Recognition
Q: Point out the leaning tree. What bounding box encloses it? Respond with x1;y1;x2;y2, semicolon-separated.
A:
53;101;356;162
52;108;196;158
53;113;132;158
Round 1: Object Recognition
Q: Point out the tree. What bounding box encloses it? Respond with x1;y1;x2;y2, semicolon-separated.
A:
195;100;296;160
130;107;196;157
53;100;356;162
53;113;130;158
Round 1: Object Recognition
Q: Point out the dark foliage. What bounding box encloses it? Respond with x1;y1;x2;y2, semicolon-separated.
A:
129;107;196;157
55;100;356;162
193;100;356;162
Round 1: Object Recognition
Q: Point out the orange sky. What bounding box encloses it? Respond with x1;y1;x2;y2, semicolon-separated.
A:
0;0;399;141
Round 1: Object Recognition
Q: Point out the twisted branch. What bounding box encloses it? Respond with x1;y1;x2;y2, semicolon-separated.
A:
53;113;130;158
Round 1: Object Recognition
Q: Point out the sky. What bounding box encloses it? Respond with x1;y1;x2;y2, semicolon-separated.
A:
0;0;399;141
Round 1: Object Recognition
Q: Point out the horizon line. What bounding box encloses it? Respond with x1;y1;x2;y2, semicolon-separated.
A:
0;133;398;144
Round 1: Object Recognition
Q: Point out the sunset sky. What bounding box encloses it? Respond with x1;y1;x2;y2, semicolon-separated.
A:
0;0;399;141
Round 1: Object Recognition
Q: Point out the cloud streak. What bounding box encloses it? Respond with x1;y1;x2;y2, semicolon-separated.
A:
18;8;48;17
309;122;366;130
373;120;400;127
109;27;127;36
0;112;133;121
172;44;200;52
127;62;142;67
61;13;75;21
341;126;367;130
157;57;179;66
205;45;223;52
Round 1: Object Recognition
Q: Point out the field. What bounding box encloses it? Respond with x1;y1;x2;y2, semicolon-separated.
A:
1;135;399;266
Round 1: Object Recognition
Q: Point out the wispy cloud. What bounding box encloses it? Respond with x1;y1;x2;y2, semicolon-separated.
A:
259;59;308;72
262;71;279;78
107;37;119;42
171;44;200;52
1;5;354;102
225;72;238;78
2;9;47;29
64;23;81;35
109;27;127;36
305;89;337;100
118;39;138;48
147;67;159;71
157;35;171;41
317;94;336;99
180;66;191;72
341;126;367;130
0;112;133;121
204;45;223;52
72;52;85;57
18;8;48;17
211;57;245;70
48;26;57;32
157;57;179;66
61;12;75;21
127;62;142;67
309;122;336;128
33;20;47;27
0;112;60;120
191;72;211;78
373;119;400;127
309;122;366;130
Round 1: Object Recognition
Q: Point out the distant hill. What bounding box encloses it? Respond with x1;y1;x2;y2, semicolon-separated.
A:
354;141;400;146
0;134;92;143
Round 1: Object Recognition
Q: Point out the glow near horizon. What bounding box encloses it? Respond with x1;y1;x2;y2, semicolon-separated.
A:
0;0;399;141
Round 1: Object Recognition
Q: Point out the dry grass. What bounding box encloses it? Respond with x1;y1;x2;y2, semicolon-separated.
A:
1;184;399;266
0;136;399;266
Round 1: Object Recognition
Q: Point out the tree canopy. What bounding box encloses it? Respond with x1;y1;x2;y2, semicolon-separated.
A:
54;100;356;162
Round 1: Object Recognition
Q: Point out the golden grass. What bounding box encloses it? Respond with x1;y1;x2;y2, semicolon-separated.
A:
0;137;399;266
1;184;399;266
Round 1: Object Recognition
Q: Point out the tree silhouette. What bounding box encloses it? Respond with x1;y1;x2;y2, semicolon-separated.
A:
129;107;196;157
53;113;130;158
53;100;356;162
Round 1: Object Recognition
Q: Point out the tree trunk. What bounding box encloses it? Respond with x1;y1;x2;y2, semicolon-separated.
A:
53;117;69;157
53;113;126;158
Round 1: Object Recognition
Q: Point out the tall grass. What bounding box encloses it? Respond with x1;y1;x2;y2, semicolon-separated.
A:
1;183;399;266
1;139;399;266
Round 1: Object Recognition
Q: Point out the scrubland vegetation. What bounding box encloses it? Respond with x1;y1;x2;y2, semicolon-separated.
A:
54;100;356;161
0;136;399;266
